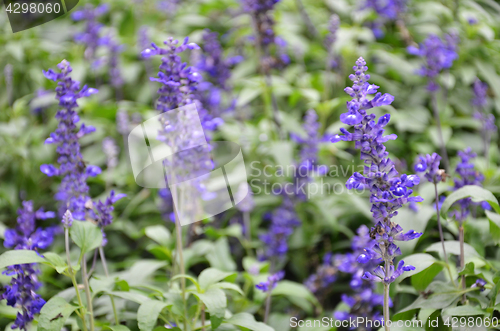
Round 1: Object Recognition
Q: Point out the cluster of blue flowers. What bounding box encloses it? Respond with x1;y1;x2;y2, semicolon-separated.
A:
362;0;407;38
255;271;285;292
407;34;459;91
40;60;100;221
449;148;489;222
241;0;289;73
2;202;58;330
324;14;340;69
291;109;328;200
304;226;386;329
71;4;110;68
259;193;300;261
471;79;496;151
331;57;421;285
414;153;444;184
72;4;124;89
197;30;242;119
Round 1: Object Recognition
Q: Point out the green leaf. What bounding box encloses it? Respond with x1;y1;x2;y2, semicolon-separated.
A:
425;241;483;266
486;210;500;243
272;281;319;308
440;185;500;215
38;297;77;331
412;263;444;292
43;252;68;274
398;282;462;313
397;253;437;282
443;305;487;317
193;288;226;328
144;225;171;246
205;237;237;271
225;312;274;331
105;326;131;331
489;271;500;308
209;282;244;296
70;221;103;254
198;268;236;290
137;300;170;331
458;262;475;276
109;291;150;304
0;250;46;269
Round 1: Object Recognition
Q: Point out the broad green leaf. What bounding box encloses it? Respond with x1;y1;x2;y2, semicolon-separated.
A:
105;326;131;331
486;210;500;243
121;260;167;285
489;271;500;308
0;250;46;269
137;300;170;331
272;281;319;308
425;241;484;266
198;268;236;290
210;282;244;296
109;291;150;304
443;305;487;317
38;297;77;331
43;252;68;274
225;312;274;331
205;237;236;272
193;288;226;328
70;221;103;254
440;185;500;215
144;225;171;246
397;253;437;282
458;262;475;276
411;263;444;292
398;282;462;313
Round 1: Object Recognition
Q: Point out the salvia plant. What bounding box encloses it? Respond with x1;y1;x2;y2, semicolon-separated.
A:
1;1;500;331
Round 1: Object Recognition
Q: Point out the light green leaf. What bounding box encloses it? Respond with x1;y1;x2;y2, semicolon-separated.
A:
43;252;68;274
70;221;103;254
38;297;77;331
137;300;170;331
198;268;236;290
443;305;487;317
209;282;244;296
397;253;437;282
193;288;226;328
397;282;461;313
205;237;236;272
225;312;274;331
440;185;500;215
425;241;484;266
105;326;131;331
109;291;150;304
272;281;319;308
144;225;171;246
0;250;46;269
486;210;500;243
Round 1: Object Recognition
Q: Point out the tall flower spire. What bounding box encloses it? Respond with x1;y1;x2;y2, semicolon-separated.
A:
40;60;100;221
332;57;422;325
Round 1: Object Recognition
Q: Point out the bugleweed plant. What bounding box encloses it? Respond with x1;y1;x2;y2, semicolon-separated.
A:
2;0;500;331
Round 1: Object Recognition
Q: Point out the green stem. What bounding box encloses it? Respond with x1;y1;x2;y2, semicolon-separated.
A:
430;90;449;172
81;254;95;331
459;224;466;303
383;282;391;331
172;188;188;331
65;228;88;331
99;247;120;324
434;183;456;286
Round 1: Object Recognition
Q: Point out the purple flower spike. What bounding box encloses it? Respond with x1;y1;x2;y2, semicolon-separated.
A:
331;57;423;286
